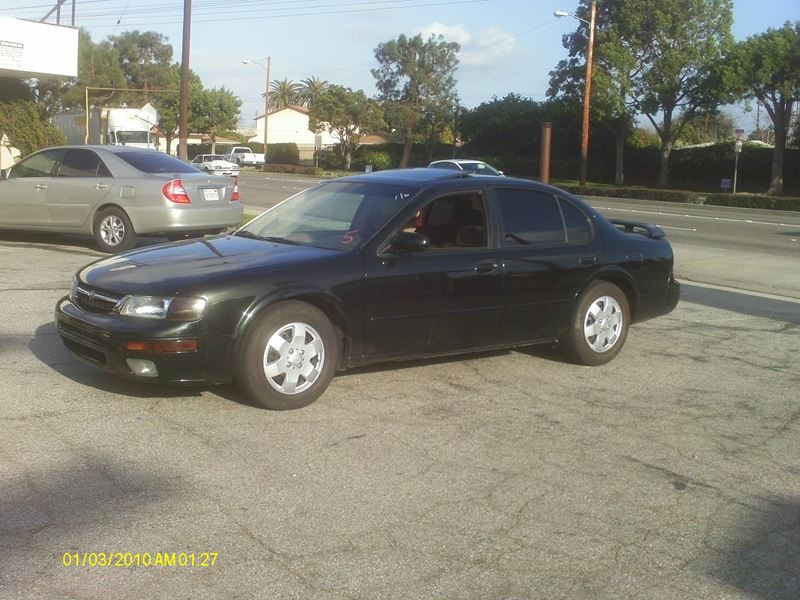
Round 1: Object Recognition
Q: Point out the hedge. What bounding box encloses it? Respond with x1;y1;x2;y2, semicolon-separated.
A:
263;164;323;176
557;184;800;212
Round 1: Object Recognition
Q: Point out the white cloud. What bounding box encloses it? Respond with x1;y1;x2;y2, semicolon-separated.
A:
417;23;517;68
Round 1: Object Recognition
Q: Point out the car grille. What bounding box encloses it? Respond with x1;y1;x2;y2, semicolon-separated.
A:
57;319;107;365
73;285;124;314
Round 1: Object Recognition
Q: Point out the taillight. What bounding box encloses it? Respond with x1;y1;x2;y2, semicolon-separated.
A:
231;177;240;202
162;179;190;204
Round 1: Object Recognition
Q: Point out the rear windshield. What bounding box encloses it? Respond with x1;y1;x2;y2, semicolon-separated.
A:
115;151;199;174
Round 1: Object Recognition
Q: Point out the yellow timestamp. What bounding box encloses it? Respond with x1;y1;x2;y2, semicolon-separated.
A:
62;551;219;568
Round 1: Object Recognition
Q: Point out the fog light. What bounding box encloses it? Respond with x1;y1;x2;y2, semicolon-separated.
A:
125;358;159;378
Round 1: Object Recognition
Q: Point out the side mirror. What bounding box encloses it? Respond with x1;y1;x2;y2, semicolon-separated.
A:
389;231;429;253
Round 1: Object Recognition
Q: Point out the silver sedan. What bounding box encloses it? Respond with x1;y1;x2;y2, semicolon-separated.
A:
0;146;243;252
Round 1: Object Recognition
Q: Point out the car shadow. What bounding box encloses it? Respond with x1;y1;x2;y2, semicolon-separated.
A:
707;497;800;599
0;230;168;254
680;283;800;325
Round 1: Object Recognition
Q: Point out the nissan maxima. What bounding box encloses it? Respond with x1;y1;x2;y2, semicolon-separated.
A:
55;169;680;409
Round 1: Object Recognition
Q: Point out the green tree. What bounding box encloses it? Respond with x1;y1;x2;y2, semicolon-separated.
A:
724;22;800;194
270;78;301;110
151;64;202;154
308;85;383;169
460;94;540;154
0;78;35;103
628;0;733;187
549;0;639;185
110;30;173;100
674;111;735;146
0;101;66;156
372;34;460;167
191;87;242;151
298;77;329;108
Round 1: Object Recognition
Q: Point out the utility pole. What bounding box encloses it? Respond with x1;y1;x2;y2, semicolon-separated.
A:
579;1;597;186
178;0;191;161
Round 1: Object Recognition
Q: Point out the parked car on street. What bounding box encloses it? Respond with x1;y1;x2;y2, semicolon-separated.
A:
191;154;240;176
428;159;504;175
56;168;679;410
0;146;242;252
222;146;265;168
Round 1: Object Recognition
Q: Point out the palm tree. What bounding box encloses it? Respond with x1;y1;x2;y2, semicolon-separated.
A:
298;76;329;107
269;78;301;110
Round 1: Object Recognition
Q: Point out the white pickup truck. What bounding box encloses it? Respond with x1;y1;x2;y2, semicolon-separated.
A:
223;146;266;167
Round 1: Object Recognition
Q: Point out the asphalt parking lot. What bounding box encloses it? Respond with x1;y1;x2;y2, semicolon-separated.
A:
1;234;799;599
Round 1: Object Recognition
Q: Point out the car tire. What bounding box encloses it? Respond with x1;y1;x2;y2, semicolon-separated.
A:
236;301;339;410
562;281;630;366
93;207;137;253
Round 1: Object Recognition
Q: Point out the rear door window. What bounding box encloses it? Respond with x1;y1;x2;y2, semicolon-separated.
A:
57;149;111;177
558;198;592;244
115;151;199;174
495;188;565;246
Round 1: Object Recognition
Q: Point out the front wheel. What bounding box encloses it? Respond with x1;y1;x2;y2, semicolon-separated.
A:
93;207;137;253
562;281;630;366
236;301;339;410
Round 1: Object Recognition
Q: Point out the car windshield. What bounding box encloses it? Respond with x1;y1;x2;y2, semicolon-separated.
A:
115;151;200;174
237;181;417;250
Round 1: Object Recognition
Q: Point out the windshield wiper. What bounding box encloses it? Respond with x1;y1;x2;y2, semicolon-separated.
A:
235;231;304;245
234;230;269;240
262;236;305;246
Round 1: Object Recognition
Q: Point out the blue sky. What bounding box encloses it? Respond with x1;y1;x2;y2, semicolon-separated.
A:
4;0;800;130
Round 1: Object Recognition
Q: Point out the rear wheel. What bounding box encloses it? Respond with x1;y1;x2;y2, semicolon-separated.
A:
562;281;630;366
236;301;338;410
94;207;137;253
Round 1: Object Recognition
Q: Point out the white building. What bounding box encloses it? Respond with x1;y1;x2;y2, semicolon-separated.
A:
248;106;339;160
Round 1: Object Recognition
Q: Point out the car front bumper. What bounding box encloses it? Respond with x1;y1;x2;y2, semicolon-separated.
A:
55;297;231;384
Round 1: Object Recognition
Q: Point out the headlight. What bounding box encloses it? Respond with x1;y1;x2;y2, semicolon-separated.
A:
117;296;207;321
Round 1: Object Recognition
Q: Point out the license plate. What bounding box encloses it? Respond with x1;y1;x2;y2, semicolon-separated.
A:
203;188;220;201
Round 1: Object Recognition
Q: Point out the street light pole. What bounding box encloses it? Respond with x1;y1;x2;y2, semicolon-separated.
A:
555;2;597;186
243;57;271;172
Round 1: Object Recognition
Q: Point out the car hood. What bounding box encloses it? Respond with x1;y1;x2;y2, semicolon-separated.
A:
78;235;343;297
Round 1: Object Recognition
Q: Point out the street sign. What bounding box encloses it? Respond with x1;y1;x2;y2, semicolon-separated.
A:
735;128;745;141
735;140;743;153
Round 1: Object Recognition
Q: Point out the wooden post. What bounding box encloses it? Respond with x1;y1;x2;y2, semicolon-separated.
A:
540;122;552;184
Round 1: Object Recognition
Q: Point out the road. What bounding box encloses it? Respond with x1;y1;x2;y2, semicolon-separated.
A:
237;171;800;298
1;236;799;599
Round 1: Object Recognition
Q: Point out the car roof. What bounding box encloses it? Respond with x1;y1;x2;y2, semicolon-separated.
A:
431;159;486;165
339;168;548;189
341;168;473;185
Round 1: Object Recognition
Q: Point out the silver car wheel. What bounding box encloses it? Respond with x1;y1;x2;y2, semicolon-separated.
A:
583;295;624;353
262;321;325;395
99;215;126;247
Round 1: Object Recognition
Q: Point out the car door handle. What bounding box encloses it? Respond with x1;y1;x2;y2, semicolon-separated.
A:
95;183;108;190
579;255;598;265
474;260;500;274
35;184;48;190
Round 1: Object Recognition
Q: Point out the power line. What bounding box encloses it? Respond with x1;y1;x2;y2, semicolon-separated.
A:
34;0;489;27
